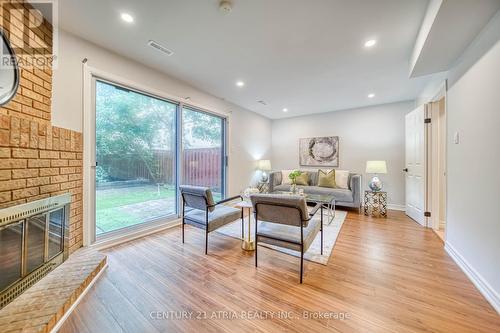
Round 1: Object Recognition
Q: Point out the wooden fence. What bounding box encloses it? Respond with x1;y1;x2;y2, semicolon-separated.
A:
98;148;222;189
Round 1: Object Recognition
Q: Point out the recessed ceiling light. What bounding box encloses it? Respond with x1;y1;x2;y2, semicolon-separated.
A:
121;13;134;23
236;81;245;87
364;39;377;48
368;93;375;98
282;108;288;112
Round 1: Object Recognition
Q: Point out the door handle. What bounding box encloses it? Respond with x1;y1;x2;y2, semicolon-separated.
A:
403;168;408;172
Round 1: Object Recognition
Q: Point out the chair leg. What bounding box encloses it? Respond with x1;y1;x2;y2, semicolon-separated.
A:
241;210;244;239
300;246;304;284
182;218;185;243
320;206;323;255
205;229;208;255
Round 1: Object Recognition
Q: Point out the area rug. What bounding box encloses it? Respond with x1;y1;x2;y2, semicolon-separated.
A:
216;210;347;265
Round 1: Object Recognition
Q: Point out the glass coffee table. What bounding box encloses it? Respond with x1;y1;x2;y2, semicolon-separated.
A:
274;191;336;225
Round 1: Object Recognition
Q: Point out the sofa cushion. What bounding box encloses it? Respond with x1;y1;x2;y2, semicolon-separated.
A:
335;170;350;189
295;172;309;186
318;169;336;188
281;170;294;185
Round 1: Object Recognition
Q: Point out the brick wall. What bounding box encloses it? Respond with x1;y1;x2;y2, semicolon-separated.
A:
0;1;84;253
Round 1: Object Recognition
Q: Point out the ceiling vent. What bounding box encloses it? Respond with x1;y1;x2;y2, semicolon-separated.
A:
147;40;174;56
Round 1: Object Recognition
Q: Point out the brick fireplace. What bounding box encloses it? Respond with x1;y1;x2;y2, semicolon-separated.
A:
0;0;84;255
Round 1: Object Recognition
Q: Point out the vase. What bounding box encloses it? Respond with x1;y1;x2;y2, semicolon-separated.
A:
291;183;297;194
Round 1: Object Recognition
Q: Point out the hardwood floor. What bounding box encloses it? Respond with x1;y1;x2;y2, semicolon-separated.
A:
60;211;499;333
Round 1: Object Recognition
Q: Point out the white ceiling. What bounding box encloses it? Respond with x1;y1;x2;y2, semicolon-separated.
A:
58;0;433;119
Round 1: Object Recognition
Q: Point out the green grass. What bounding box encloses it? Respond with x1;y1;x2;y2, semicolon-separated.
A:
95;184;222;235
96;185;175;210
96;184;176;234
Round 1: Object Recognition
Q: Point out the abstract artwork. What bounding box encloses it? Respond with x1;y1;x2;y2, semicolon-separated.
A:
299;136;339;167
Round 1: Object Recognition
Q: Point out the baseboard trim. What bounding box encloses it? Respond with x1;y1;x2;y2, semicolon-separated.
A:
49;262;109;333
387;204;406;211
445;242;500;314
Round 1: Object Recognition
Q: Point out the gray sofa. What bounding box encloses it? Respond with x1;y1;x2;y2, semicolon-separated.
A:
268;170;362;211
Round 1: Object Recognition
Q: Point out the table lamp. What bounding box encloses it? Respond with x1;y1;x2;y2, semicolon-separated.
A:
256;159;272;182
366;161;387;192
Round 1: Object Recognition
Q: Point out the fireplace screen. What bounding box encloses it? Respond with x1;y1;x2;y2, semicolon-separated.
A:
0;222;23;291
0;194;70;308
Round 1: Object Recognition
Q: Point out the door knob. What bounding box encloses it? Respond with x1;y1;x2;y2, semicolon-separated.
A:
403;168;408;172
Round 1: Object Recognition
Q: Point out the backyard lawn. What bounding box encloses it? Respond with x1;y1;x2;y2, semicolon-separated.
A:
96;184;176;234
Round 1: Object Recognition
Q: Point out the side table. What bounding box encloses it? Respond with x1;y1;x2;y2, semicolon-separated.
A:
235;201;255;251
257;182;269;193
364;191;387;217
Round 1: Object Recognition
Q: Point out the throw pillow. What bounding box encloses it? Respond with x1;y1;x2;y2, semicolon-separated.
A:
281;170;293;185
318;169;336;188
335;170;349;189
294;172;309;186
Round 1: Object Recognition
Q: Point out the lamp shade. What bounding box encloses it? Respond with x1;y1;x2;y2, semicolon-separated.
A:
256;159;272;171
366;160;387;174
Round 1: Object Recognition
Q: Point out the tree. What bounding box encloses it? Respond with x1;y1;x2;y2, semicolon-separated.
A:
95;81;175;183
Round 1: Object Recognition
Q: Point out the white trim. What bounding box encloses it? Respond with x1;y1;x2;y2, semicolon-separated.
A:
92;219;181;251
387;204;406;211
431;80;447;102
49;262;109;333
445;242;500;314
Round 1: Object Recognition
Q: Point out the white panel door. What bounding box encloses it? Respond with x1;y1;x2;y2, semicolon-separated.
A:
405;106;425;225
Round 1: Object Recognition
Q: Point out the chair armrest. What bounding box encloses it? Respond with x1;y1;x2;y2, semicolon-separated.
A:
214;195;242;206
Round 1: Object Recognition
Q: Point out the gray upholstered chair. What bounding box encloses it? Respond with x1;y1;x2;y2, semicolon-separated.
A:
180;185;243;254
250;194;323;283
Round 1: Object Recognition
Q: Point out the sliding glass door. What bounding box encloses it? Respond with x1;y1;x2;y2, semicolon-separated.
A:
92;79;227;240
94;80;177;236
181;107;226;201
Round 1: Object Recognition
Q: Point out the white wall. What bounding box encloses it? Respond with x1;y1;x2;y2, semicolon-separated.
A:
52;30;272;196
417;11;500;312
271;101;413;208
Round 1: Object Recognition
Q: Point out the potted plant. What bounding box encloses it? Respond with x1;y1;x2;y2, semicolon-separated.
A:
288;170;302;194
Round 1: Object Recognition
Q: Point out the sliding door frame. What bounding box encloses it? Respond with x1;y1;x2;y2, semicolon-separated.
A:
82;65;229;247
